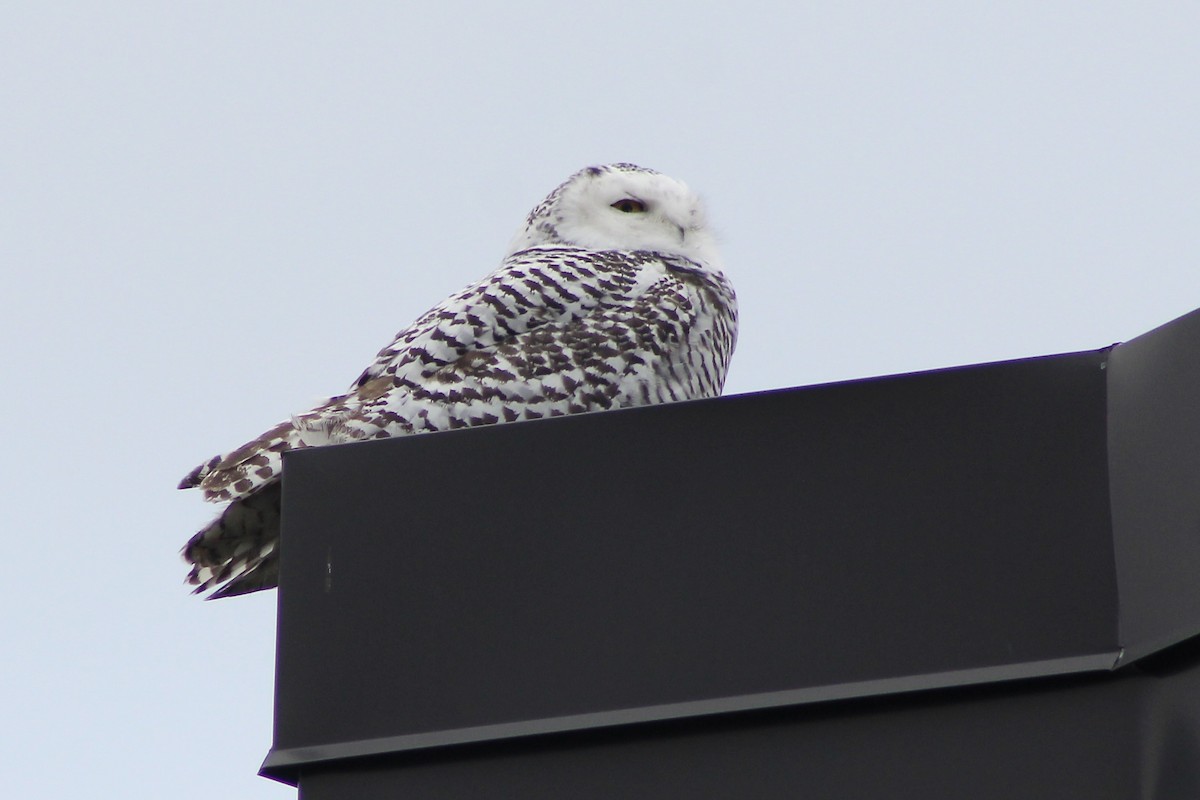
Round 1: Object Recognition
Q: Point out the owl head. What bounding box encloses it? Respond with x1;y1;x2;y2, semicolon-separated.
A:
507;164;721;268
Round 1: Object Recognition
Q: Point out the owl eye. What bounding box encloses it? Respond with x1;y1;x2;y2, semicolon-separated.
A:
610;198;647;213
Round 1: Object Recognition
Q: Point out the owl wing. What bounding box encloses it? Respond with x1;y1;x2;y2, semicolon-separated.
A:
180;248;707;502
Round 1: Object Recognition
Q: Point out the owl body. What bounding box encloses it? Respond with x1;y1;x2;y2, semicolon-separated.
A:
181;164;738;598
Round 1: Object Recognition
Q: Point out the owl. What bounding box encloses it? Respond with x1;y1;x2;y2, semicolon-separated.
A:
180;163;738;598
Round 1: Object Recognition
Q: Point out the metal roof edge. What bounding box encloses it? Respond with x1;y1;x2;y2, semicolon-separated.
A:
259;649;1120;784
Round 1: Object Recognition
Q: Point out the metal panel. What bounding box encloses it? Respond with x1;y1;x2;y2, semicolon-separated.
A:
1108;307;1200;661
265;349;1120;780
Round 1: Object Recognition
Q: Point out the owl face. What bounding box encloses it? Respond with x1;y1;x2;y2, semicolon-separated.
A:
509;164;721;268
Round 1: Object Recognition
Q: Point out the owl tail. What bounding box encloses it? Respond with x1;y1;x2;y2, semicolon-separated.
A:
183;482;282;599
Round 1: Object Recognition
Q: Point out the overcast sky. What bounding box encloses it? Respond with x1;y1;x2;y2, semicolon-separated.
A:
4;3;1199;797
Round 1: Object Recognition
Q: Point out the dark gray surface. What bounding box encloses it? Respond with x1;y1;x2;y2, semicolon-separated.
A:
266;348;1123;778
1108;306;1200;662
294;638;1200;800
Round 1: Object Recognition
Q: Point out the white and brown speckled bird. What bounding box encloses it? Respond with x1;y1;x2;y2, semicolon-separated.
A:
179;163;738;598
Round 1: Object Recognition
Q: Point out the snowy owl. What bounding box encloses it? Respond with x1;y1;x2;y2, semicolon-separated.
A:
180;163;738;598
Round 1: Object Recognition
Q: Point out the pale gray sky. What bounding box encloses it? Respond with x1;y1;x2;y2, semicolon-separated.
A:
4;3;1198;797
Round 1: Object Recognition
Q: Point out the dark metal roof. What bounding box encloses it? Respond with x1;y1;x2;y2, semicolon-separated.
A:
260;306;1200;793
